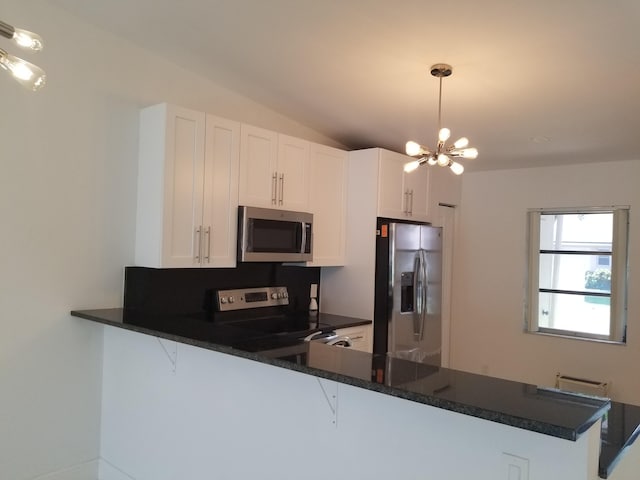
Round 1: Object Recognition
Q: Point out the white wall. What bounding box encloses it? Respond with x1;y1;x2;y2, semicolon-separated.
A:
450;160;640;404
1;2;341;479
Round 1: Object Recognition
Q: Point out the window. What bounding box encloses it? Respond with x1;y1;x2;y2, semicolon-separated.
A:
526;207;629;342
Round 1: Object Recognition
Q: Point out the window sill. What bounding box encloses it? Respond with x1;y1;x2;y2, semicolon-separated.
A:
525;330;626;346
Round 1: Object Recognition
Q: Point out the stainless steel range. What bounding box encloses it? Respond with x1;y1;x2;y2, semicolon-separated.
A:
213;286;352;359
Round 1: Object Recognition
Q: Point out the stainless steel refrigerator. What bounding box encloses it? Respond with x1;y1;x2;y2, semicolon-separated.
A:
373;218;442;366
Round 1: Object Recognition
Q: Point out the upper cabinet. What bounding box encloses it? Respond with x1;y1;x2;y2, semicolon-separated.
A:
353;148;460;226
307;143;348;266
239;125;309;211
377;149;431;222
135;104;240;268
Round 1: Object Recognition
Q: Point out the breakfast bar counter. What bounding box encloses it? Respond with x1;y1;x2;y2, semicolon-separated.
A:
72;308;639;479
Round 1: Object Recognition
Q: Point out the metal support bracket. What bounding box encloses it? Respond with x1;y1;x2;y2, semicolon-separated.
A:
316;378;338;427
156;337;177;373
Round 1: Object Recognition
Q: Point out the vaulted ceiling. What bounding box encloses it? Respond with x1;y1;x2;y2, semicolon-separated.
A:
50;0;640;171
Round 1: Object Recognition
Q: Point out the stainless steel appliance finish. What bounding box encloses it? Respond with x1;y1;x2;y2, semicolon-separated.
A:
238;206;313;262
382;221;443;365
216;286;289;311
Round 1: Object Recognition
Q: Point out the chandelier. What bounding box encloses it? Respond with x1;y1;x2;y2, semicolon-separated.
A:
404;64;477;175
0;19;46;91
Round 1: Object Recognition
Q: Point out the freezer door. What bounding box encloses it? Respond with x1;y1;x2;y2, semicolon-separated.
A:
388;224;442;365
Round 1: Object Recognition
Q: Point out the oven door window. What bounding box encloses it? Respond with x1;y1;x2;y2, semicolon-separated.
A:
248;219;302;253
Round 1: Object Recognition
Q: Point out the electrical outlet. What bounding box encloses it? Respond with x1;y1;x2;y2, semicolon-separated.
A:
501;453;529;480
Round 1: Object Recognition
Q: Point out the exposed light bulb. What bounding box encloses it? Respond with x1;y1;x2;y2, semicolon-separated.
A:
0;49;46;91
405;141;422;157
404;160;420;173
437;154;450;167
427;156;437;166
453;137;469;149
459;148;479;159
450;161;464;175
438;128;450;142
13;28;44;52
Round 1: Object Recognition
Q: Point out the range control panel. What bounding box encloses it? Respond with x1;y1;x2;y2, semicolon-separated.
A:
216;286;289;311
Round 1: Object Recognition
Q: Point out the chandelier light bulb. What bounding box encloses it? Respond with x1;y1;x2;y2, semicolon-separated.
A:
427;156;437;166
438;128;451;142
437;153;450;167
405;141;422;157
453;137;469;149
450;161;464;175
12;28;44;52
459;148;479;159
403;160;420;173
0;49;46;91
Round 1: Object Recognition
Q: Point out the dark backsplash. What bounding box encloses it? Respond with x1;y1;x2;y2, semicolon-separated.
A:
124;264;320;317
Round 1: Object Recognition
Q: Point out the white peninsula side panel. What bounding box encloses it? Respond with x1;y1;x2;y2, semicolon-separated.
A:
98;326;603;480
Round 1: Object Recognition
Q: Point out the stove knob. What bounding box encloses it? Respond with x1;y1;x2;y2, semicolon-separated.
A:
220;297;228;304
228;296;235;304
271;292;278;300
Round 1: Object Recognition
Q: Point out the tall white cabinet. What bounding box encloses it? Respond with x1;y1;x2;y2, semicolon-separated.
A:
135;104;240;268
239;125;309;211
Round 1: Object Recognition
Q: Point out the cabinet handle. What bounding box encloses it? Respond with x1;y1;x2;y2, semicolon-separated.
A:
279;173;284;206
404;189;409;215
271;172;278;205
409;189;414;215
195;226;202;263
204;226;211;263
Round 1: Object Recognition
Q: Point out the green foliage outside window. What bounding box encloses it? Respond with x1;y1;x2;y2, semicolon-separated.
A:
584;269;611;291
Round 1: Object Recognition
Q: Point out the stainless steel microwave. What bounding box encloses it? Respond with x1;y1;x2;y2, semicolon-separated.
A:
238;206;313;262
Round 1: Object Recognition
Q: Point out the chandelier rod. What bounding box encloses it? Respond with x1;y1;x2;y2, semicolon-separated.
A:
437;75;443;133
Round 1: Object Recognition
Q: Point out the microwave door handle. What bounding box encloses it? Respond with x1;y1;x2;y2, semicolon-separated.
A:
300;222;307;254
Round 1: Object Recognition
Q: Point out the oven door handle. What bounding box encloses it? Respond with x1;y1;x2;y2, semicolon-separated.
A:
326;335;352;347
303;331;324;342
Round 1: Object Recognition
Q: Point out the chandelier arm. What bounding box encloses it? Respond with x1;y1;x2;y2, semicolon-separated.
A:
0;21;14;40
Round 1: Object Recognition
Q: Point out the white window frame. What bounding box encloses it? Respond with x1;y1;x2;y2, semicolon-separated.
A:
525;206;629;343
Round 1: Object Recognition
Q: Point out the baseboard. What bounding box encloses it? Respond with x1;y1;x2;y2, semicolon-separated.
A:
31;459;99;480
98;458;135;480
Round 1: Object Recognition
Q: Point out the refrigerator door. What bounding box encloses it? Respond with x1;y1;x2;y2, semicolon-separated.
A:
388;223;442;365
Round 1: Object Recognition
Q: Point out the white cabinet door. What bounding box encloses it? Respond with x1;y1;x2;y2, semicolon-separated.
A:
308;143;347;266
277;134;309;211
377;149;407;219
404;163;431;222
202;114;240;267
136;104;239;268
238;127;309;211
377;149;431;222
239;124;278;208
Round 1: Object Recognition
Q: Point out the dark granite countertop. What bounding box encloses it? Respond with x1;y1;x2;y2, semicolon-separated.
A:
71;308;637;478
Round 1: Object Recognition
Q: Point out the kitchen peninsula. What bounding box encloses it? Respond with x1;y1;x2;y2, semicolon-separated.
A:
70;308;638;480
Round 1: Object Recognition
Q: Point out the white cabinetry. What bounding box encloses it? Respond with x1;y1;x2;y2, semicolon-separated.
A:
377;149;430;222
239;125;309;211
336;324;373;353
135;103;239;268
308;143;348;266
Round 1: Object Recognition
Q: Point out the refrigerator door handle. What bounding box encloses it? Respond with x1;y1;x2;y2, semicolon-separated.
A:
413;252;426;341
